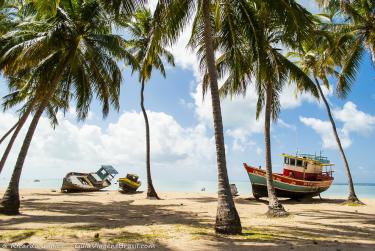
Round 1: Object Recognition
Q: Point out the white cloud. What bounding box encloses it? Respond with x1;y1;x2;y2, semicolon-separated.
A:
280;83;333;109
278;119;297;131
192;83;264;140
226;128;255;152
300;102;375;149
146;0;158;13
296;0;322;14
280;84;314;109
178;98;194;109
333;101;375;136
299;116;351;149
0;111;216;180
153;0;324;149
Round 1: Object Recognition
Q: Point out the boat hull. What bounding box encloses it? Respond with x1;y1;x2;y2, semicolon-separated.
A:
118;177;141;193
244;164;333;199
61;172;110;193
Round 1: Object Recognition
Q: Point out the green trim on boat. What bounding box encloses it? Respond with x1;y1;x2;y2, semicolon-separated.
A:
248;173;320;192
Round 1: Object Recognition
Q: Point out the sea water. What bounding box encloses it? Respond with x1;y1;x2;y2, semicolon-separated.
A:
0;177;374;198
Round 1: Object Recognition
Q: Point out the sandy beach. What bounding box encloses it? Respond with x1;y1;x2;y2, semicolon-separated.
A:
0;189;374;250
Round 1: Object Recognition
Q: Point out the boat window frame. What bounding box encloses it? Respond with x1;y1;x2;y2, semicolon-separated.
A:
284;157;289;164
290;158;296;166
296;159;303;167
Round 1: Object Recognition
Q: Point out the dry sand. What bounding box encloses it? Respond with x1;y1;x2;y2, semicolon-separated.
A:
0;189;374;250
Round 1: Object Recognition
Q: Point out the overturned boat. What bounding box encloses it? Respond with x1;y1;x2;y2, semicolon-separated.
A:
61;165;118;193
118;174;141;193
244;153;334;199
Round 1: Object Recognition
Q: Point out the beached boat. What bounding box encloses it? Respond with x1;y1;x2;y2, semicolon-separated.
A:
244;153;334;199
118;174;141;193
61;165;118;193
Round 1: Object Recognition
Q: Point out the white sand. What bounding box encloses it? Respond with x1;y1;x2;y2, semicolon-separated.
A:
0;189;374;250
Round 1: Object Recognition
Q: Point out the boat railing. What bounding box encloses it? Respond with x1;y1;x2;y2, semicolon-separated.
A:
320;170;334;178
298;153;331;164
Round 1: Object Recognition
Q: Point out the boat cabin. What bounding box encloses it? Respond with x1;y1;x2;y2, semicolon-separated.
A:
126;174;139;183
281;153;333;181
88;165;118;185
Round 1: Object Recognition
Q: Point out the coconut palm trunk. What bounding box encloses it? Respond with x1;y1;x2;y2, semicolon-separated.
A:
314;78;362;204
0;54;72;215
0;106;33;174
264;84;288;217
0;121;19;145
0;101;48;214
202;0;241;234
140;79;159;199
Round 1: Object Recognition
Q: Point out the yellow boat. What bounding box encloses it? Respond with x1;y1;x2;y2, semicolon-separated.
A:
118;174;141;193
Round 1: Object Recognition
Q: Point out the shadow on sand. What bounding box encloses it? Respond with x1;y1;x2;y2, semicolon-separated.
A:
0;193;374;250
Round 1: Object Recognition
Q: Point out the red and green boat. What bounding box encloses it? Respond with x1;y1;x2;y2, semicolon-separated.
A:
244;153;334;199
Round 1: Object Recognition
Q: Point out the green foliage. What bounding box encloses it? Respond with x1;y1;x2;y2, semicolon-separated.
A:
27;0;60;18
125;7;175;83
204;0;318;121
0;0;138;124
290;18;361;99
315;0;374;97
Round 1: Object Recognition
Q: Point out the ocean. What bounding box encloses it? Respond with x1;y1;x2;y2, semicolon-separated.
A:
0;178;374;198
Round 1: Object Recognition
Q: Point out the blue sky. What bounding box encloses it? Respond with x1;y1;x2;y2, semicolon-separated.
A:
0;1;374;186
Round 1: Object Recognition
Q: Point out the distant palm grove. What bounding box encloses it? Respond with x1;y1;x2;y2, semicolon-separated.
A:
0;0;372;234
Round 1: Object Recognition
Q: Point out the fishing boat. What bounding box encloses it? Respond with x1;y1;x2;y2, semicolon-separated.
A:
244;153;334;199
118;174;141;193
61;165;118;193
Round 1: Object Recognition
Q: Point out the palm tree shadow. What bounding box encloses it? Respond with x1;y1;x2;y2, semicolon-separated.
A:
0;196;213;230
189;207;375;250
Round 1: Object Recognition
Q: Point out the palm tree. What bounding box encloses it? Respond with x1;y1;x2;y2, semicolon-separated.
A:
316;0;375;65
125;7;175;199
150;0;315;233
0;0;136;215
152;0;244;234
217;1;317;217
0;106;33;175
0;121;19;145
0;1;40;174
0;73;71;175
0;0;15;36
289;26;364;204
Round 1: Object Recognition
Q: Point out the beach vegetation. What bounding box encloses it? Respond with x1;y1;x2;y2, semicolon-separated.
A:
0;0;137;215
289;17;364;205
0;0;372;237
0;229;37;242
216;0;318;217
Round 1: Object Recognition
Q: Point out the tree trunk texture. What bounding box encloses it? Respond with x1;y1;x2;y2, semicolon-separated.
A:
264;84;288;217
0;121;19;145
0;102;47;215
202;0;242;234
315;78;363;204
0;106;33;174
141;80;160;200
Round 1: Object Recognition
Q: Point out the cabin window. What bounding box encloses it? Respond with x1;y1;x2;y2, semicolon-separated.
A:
78;177;89;185
290;158;296;166
284;157;289;164
296;159;303;167
304;162;308;168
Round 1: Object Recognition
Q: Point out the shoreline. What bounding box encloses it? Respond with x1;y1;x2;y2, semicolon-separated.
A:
1;187;374;199
0;189;374;250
